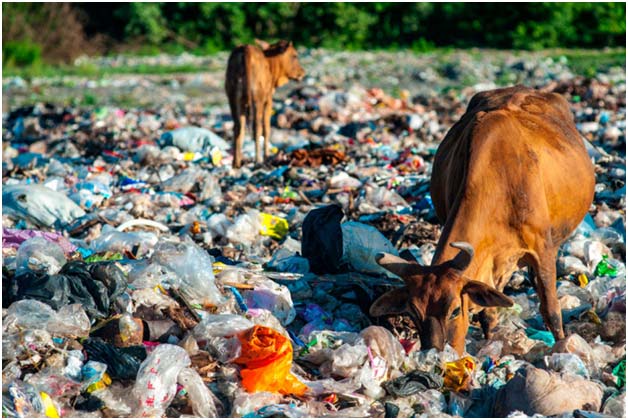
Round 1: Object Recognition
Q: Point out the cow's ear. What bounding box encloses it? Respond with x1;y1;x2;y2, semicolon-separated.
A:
462;280;513;307
370;287;409;317
255;39;270;50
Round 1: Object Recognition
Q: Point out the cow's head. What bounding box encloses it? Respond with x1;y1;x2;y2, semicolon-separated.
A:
255;39;306;83
369;242;513;353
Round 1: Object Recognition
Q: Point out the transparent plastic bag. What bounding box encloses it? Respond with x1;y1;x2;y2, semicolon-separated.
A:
177;367;218;418
242;279;296;326
230;390;282;417
90;224;158;255
193;314;254;339
15;236;67;276
360;325;406;372
4;300;90;338
132;344;191;417
340;221;399;276
153;241;225;306
544;353;589;378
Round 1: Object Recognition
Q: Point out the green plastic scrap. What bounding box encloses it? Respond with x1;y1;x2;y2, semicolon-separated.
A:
612;359;625;388
525;327;556;347
594;255;618;277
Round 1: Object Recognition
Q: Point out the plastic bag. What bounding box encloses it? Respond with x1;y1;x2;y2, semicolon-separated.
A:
3;184;85;228
15;236;66;276
443;356;476;392
177;367;219;418
603;392;625;417
3;228;77;255
544;353;589;378
242;279;296;325
4;300;90;338
230;391;282;417
234;325;308;396
193;314;254;339
153;241;225;306
340;221;399;276
132;344;191;417
10;260;127;319
226;210;263;246
301;204;345;274
83;338;147;380
382;370;444;397
160;126;229;154
360;326;406;372
259;213;289;240
493;365;603;417
90;224;158;256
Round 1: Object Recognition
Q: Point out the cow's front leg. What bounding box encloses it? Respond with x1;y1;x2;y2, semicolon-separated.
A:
532;248;565;340
479;307;499;339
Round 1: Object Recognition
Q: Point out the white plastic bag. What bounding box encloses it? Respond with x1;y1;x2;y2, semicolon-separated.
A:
132;344;191;417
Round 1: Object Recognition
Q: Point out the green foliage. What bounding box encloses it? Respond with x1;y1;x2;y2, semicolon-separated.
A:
3;40;42;67
2;2;626;67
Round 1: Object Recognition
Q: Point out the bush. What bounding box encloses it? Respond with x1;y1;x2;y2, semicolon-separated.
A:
3;40;41;67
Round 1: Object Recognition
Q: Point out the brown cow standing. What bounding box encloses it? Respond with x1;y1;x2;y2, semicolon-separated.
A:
225;39;305;168
370;86;595;355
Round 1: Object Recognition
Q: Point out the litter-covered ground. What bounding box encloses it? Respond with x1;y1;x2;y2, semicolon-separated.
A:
2;50;626;418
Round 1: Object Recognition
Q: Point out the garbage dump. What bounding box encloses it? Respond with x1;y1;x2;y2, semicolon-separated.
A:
2;50;626;418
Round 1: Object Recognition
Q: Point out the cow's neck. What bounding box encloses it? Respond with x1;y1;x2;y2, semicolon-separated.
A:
431;198;496;283
266;56;288;88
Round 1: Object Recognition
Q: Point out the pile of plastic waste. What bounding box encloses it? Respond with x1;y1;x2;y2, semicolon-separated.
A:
2;50;625;418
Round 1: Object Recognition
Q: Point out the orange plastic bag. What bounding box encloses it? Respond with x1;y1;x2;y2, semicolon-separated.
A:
234;325;308;396
443;356;476;392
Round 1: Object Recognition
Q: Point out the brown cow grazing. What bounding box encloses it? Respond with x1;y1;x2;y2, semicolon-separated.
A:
225;39;305;168
370;85;595;355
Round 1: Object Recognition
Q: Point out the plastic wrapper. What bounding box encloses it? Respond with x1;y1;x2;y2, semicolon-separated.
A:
3;228;77;255
177;367;219;417
132;344;191;417
153;241;225;306
234;325;308;396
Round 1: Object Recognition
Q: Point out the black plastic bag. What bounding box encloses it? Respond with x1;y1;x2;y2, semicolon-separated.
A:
9;261;127;319
382;370;443;397
83;338;147;380
301;204;346;274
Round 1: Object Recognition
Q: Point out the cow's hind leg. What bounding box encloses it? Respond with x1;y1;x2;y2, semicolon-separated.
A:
530;247;565;340
263;99;272;159
252;102;264;165
228;89;246;169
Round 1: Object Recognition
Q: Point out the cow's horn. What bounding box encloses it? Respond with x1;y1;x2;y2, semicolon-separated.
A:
449;242;474;272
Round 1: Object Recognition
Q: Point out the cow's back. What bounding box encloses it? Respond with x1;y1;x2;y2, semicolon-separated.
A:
225;45;272;113
431;85;594;244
